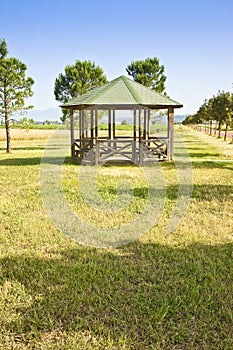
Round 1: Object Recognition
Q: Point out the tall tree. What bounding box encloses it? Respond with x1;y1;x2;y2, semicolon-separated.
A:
209;91;231;138
54;60;108;122
0;39;34;152
126;57;167;94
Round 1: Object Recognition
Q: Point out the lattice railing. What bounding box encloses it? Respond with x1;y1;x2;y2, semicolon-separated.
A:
141;138;168;160
73;138;93;158
98;139;135;162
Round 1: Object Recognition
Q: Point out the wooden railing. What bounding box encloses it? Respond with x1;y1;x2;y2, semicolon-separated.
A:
72;137;169;165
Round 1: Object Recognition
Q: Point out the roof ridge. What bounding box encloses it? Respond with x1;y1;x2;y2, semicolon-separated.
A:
121;76;142;104
124;76;182;105
87;76;122;104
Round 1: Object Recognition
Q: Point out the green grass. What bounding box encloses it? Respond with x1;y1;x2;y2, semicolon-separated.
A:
0;127;233;349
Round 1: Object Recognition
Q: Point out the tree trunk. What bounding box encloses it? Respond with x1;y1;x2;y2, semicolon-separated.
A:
218;122;221;138
224;123;228;141
209;120;212;135
4;94;11;153
5;116;11;153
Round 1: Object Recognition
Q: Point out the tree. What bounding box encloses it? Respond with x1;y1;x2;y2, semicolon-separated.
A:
54;60;108;122
209;91;231;138
126;57;167;94
0;39;34;152
19;116;35;126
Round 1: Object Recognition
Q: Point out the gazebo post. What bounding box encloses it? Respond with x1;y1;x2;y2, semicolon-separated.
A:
79;110;82;139
113;109;116;151
90;109;94;164
95;109;99;165
143;108;147;140
147;109;150;140
90;109;94;140
108;109;112;150
133;108;137;163
138;108;143;166
70;108;75;160
168;107;174;161
113;109;116;139
108;109;111;139
85;110;88;138
81;110;85;139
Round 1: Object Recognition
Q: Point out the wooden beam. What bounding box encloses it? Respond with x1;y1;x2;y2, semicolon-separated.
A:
79;110;82;139
85;110;88;138
108;109;111;139
95;109;98;140
95;140;99;165
147;109;150;139
91;109;94;139
138;108;143;165
70;108;75;159
113;109;116;139
143;108;147;140
81;110;85;139
133;109;137;142
138;108;142;143
168;107;174;161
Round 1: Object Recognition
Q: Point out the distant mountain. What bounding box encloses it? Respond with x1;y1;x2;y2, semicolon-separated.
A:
174;115;187;123
14;107;62;122
12;109;187;124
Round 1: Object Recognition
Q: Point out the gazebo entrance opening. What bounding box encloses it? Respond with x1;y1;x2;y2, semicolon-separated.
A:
70;105;174;165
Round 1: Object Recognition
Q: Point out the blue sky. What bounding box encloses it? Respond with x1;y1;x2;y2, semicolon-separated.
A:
1;0;233;116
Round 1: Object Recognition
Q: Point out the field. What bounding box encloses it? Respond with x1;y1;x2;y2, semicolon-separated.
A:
0;126;233;349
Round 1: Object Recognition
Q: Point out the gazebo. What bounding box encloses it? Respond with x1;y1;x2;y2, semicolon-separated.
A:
61;75;183;165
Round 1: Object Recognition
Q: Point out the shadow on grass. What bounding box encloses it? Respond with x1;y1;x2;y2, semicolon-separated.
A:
11;146;47;151
93;182;232;203
186;152;222;158
192;160;233;170
0;156;72;166
0;242;232;348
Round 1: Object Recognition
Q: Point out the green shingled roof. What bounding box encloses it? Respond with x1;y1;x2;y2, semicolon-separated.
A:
61;75;183;109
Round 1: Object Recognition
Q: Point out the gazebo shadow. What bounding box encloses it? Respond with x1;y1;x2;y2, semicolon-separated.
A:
1;241;232;348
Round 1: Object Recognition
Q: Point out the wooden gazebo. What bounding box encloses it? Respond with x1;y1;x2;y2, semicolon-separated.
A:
61;76;183;165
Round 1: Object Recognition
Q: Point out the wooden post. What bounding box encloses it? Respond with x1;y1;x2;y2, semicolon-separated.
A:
90;109;94;159
147;109;150;140
113;109;116;139
168;107;174;161
113;109;116;151
95;140;99;165
91;109;94;140
70;108;75;159
138;108;142;143
133;109;137;142
95;109;98;140
138;108;143;165
132;108;137;163
108;109;111;139
79;110;82;139
143;108;147;140
81;110;85;139
95;109;99;164
85;110;88;138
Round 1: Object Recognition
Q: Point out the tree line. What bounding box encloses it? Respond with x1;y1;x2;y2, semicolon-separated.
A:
0;38;167;152
183;91;233;140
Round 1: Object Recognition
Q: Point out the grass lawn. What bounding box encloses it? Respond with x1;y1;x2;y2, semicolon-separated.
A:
0;126;232;349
